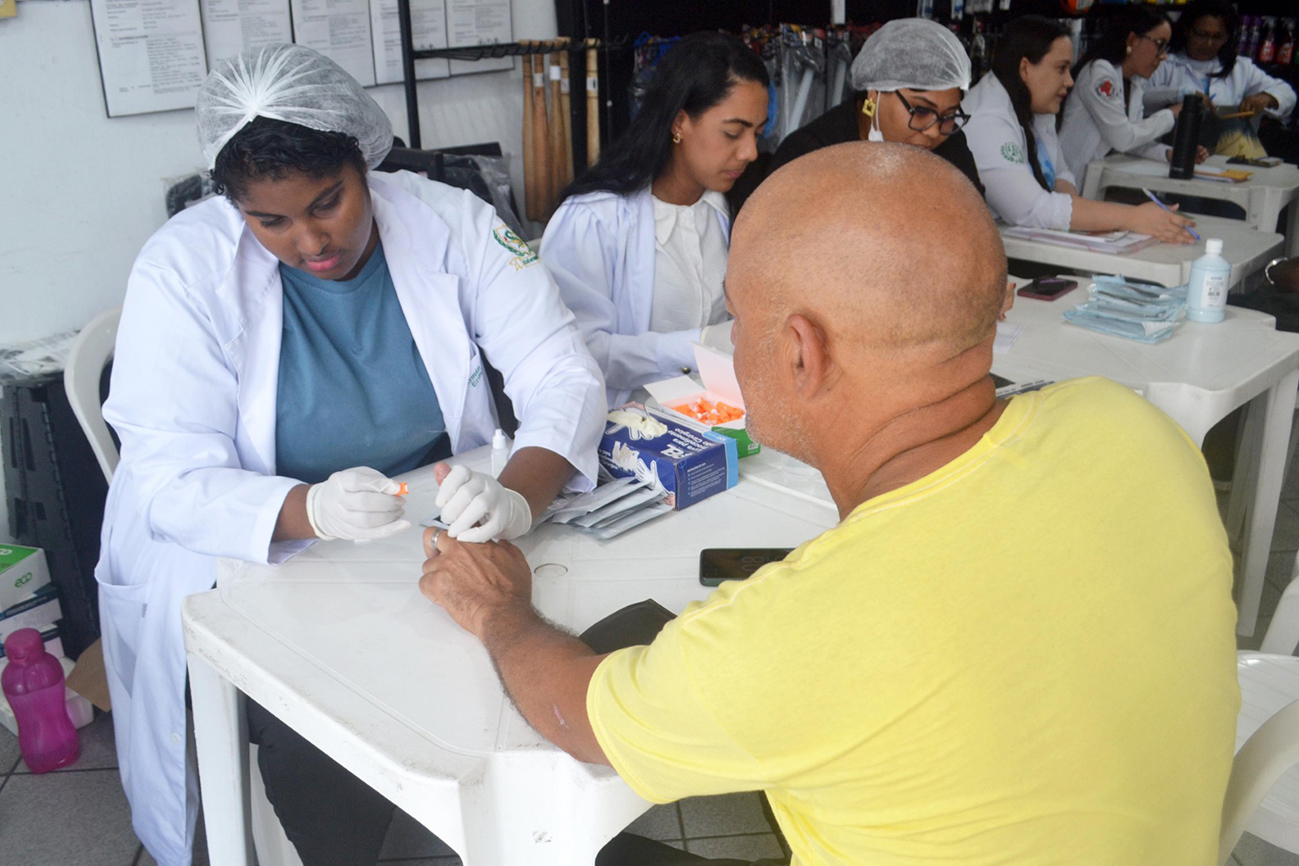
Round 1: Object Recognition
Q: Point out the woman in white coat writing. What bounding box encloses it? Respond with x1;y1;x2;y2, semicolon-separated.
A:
97;45;605;866
1060;6;1207;188
540;32;770;407
1144;0;1295;129
963;16;1197;244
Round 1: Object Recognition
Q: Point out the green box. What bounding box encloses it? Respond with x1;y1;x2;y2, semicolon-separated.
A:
0;545;52;613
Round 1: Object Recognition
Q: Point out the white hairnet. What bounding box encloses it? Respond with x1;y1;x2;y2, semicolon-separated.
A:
197;44;393;171
850;18;972;93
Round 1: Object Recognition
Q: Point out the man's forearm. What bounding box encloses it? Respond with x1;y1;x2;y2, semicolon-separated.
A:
480;603;611;766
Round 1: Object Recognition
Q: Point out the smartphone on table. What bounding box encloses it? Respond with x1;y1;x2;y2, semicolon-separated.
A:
1016;277;1078;301
699;548;794;587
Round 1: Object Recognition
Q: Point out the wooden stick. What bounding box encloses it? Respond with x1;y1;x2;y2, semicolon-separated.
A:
586;39;601;167
521;46;537;222
547;41;565;215
531;42;551;224
558;40;574;189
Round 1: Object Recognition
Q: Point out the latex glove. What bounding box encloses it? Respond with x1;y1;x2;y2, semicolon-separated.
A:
435;464;533;543
699;320;735;353
305;467;409;541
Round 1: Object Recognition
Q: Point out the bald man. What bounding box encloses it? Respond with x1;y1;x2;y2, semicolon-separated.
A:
420;143;1239;866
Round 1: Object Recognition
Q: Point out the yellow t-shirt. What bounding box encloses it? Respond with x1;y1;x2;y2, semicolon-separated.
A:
588;377;1239;866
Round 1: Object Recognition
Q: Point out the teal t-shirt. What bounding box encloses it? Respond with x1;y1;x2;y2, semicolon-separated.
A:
275;243;449;484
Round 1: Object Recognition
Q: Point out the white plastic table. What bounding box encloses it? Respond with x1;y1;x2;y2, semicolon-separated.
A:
1080;154;1299;257
999;215;1283;289
184;451;839;866
995;282;1299;636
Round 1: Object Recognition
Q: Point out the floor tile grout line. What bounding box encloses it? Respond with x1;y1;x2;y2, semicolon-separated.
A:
674;801;687;844
9;764;122;776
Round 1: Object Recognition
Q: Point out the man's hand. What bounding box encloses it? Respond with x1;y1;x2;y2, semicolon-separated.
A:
420;527;533;639
417;526;610;766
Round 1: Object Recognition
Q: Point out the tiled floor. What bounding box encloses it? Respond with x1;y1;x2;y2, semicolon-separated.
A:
5;462;1299;865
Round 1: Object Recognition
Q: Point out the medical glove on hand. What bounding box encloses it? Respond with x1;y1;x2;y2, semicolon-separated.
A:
699;320;735;354
305;467;410;541
435;464;533;543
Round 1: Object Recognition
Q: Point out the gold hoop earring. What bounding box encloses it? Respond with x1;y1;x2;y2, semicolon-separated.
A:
860;98;876;118
672;132;681;143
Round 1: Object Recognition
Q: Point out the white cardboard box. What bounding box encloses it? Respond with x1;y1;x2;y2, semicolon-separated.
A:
0;545;51;612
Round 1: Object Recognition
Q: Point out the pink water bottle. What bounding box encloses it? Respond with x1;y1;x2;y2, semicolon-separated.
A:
2;628;79;773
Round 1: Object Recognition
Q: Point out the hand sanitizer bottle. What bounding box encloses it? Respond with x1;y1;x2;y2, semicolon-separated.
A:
491;428;512;477
1186;239;1230;323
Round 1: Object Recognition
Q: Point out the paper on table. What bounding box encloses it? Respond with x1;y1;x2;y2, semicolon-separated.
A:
994;323;1024;355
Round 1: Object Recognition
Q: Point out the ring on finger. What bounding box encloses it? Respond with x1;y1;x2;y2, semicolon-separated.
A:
432;528;444;547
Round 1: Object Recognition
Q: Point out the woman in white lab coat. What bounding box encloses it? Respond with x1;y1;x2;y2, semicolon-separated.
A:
1060;6;1206;187
97;45;604;866
1144;0;1295;127
963;16;1197;244
540;32;769;407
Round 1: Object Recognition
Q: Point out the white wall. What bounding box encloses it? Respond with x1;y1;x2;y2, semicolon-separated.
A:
0;0;555;543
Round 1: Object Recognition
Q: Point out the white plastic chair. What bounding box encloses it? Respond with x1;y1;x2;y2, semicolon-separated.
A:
63;307;122;483
63;307;304;866
1219;576;1299;864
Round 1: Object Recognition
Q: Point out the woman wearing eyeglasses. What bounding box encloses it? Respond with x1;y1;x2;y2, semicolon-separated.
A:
768;18;983;197
963;15;1196;244
1143;0;1294;125
1060;7;1203;189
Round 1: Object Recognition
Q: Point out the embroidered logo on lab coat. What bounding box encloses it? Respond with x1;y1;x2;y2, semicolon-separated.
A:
468;365;484;388
1096;78;1118;99
492;225;539;271
1000;142;1025;164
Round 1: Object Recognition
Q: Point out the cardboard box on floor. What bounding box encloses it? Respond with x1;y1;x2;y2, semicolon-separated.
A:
66;638;111;712
0;544;51;612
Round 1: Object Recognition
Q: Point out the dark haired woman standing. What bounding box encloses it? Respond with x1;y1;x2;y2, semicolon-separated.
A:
1060;6;1204;187
97;43;604;866
1145;0;1294;127
962;15;1196;243
540;32;769;407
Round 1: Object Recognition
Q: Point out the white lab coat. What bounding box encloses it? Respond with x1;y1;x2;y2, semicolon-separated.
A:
539;187;731;407
1060;59;1176;188
96;170;605;866
963;73;1076;230
1143;53;1296;121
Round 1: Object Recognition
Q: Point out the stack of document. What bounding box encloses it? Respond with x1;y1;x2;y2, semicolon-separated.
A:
1002;226;1158;254
1192;164;1253;183
1062;275;1187;343
540;474;673;541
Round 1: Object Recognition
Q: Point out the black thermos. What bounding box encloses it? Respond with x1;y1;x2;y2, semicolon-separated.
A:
1169;95;1204;179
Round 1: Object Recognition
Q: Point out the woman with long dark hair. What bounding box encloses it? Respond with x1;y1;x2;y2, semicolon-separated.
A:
540;32;769;407
1060;6;1203;187
1144;0;1294;126
963;15;1196;243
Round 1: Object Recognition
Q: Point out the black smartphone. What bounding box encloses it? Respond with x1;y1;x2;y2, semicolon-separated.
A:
699;548;794;587
1017;276;1078;301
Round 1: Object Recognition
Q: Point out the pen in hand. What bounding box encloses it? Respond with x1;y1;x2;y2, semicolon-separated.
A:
1142;188;1201;241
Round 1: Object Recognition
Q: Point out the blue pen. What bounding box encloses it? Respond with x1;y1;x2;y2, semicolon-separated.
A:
1142;188;1201;240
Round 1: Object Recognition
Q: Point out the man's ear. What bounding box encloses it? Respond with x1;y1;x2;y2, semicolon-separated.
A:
785;313;830;398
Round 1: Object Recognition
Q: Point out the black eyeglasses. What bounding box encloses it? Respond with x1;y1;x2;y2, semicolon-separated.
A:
893;91;969;135
1137;34;1171;56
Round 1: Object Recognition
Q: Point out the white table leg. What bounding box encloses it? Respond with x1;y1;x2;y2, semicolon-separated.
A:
188;651;254;866
1235;369;1299;636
